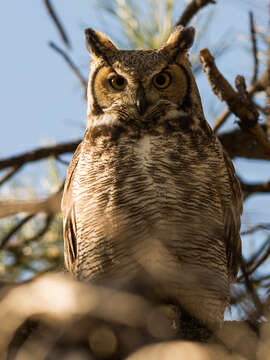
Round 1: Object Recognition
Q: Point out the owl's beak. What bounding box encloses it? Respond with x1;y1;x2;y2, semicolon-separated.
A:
136;84;147;115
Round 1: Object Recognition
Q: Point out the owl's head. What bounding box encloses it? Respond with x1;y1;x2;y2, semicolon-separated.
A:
85;26;203;127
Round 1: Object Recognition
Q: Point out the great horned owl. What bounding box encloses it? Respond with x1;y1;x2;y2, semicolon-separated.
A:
62;26;242;329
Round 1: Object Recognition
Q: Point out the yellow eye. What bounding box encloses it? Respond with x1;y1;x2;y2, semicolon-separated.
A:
153;72;171;89
109;75;126;90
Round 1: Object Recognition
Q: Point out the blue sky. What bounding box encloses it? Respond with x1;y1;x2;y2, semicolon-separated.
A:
0;0;270;231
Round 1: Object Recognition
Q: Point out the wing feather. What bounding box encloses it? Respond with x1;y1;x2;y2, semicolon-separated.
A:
222;148;243;280
61;142;82;274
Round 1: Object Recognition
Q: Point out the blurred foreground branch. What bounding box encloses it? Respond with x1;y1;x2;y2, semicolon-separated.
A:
0;186;63;219
1;273;260;360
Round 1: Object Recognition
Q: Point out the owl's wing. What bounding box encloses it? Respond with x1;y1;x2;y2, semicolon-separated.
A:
61;142;82;274
222;148;243;280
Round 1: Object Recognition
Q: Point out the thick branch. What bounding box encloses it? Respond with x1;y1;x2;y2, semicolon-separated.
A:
175;0;216;27
0;125;268;176
218;125;268;160
200;48;270;159
240;178;270;198
49;42;87;99
44;0;71;48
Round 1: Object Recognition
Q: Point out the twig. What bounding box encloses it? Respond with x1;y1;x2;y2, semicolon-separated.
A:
44;0;71;49
0;140;80;170
175;0;216;27
49;42;87;99
241;223;270;236
0;215;35;249
0;166;22;186
267;3;270;138
238;241;270;281
254;102;270;115
55;155;70;166
239;257;264;324
213;109;231;133
240;178;270;198
249;12;258;85
200;48;270;159
246;237;270;267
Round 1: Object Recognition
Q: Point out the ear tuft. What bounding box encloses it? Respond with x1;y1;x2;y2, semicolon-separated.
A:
162;26;195;58
85;28;119;61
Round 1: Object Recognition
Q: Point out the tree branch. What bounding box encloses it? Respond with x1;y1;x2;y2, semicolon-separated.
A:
0;140;80;170
200;48;270;159
241;223;270;236
0;185;63;219
213;70;268;133
238;240;270;281
44;0;71;49
175;0;216;27
249;12;259;86
49;42;87;99
218;125;268;160
240;178;270;199
0;125;268;177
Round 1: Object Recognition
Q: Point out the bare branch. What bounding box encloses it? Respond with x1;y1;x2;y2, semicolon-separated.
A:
238;240;270;281
0;125;268;180
239;257;264;324
44;0;71;49
240;178;270;199
0;140;80;170
0;215;34;249
213;109;231;133
49;42;87;99
246;238;270;268
200;48;270;159
213;70;268;133
218;125;268;160
249;12;259;85
175;0;216;27
55;156;70;166
241;224;270;236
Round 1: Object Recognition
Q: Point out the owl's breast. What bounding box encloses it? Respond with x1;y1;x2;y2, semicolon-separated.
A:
74;126;228;284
